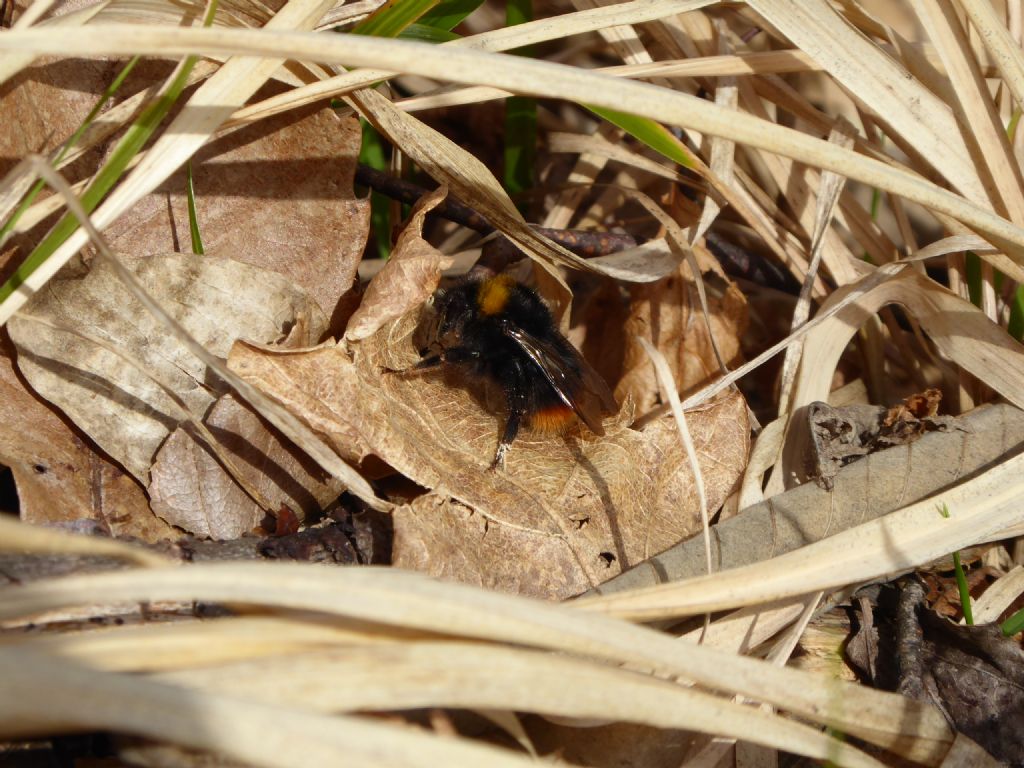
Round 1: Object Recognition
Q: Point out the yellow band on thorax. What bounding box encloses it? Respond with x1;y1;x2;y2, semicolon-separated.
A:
477;274;515;315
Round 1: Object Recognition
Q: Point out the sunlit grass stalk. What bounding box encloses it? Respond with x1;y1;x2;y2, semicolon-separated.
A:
586;106;696;169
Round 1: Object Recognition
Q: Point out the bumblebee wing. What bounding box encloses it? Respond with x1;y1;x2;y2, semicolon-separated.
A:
501;323;617;435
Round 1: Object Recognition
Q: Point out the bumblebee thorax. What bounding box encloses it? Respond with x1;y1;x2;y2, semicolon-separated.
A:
476;274;517;316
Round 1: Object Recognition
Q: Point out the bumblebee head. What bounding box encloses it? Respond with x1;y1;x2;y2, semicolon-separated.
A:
433;285;474;345
417;284;472;354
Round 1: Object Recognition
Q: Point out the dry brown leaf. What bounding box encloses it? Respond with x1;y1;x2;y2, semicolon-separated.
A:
389;494;596;597
7;251;328;483
344;185;452;343
0;55;179;271
616;259;748;412
148;393;343;539
0;55;111;180
229;308;749;599
98;95;368;324
0;343;174;541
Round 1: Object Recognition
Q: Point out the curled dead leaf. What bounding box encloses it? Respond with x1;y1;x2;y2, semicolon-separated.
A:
616;261;748;413
344;184;453;343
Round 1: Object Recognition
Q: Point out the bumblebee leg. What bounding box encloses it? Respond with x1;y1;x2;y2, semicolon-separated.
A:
387;346;480;375
411;353;443;370
382;352;441;376
437;346;480;365
491;362;528;470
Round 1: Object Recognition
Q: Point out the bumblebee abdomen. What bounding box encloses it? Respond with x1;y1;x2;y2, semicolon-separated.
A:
528;402;576;433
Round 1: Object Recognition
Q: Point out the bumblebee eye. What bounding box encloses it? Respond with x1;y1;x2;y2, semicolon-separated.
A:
428;289;446;308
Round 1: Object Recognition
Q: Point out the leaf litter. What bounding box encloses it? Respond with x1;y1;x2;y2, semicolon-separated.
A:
229;212;750;597
8;250;328;484
5;1;1024;766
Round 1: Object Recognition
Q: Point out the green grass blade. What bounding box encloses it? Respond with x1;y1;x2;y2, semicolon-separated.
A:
352;0;441;38
358;119;393;260
503;0;536;206
938;503;973;625
965;251;982;307
505;94;536;202
951;550;974;625
1009;108;1022;143
1007;285;1024;340
186;160;204;255
0;58;200;304
417;0;484;31
398;23;460;42
351;0;472;257
586;105;696;169
505;0;531;31
1002;606;1024;636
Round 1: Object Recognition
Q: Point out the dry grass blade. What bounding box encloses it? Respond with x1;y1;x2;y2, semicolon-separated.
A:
3;27;1024;260
964;565;1024;625
8;615;411;670
229;0;717;126
679;593;841;656
347;88;579;284
0;647;550;768
748;0;987;202
0;515;170;567
0;0;99;83
681;259;1024;416
959;0;1024;118
777;123;856;411
0;628;887;767
910;0;1024;224
0;560;953;763
637;337;712;578
789;268;1024;410
147;643;884;766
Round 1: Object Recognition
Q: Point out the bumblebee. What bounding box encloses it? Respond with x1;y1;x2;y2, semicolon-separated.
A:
411;274;618;468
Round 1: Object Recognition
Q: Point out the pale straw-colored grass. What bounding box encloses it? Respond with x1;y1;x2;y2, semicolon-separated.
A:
2;1;1023;765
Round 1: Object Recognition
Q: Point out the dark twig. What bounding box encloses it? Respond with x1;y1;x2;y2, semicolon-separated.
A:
356;164;798;290
705;231;800;292
355;164;492;233
355;164;639;259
